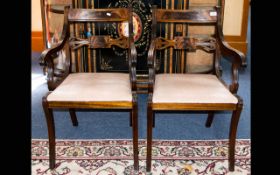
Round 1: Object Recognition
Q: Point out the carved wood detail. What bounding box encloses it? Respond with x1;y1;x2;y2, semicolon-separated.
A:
155;36;216;52
69;35;129;50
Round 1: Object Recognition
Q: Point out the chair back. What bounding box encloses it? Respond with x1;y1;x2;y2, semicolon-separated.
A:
60;6;134;73
42;6;137;91
151;5;221;73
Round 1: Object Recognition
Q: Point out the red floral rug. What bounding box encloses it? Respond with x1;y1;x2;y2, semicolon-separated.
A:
32;139;250;175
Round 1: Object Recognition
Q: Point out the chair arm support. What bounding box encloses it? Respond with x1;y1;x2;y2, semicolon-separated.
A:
126;5;137;92
40;38;69;90
216;33;244;94
40;36;69;64
217;37;245;66
129;40;137;91
147;40;156;93
40;6;70;91
40;5;70;67
39;27;69;91
216;6;245;94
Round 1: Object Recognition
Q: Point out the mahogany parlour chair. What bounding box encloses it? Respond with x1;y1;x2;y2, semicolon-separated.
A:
146;5;245;172
40;6;139;171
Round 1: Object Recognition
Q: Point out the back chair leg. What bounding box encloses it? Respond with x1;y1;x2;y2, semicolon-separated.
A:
129;111;132;127
42;97;56;169
152;113;155;128
146;102;153;173
69;108;78;126
228;100;243;171
205;111;215;127
132;98;139;172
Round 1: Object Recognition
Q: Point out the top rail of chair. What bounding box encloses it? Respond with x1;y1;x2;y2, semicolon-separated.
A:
68;8;130;22
155;9;217;23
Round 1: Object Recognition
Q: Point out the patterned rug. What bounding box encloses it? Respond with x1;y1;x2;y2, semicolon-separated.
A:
32;139;250;175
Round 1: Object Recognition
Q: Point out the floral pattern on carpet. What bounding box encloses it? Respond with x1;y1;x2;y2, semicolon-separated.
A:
32;139;250;175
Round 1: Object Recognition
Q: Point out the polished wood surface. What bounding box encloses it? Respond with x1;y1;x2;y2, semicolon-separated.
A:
152;102;236;111
48;101;133;109
68;8;129;22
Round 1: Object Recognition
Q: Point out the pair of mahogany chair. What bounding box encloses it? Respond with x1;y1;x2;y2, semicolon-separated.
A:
40;5;244;173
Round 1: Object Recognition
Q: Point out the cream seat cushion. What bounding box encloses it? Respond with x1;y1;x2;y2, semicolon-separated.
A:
153;74;238;104
47;73;132;102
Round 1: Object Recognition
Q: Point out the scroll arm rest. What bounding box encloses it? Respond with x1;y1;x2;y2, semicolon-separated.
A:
40;5;70;72
218;39;245;66
217;32;245;94
40;35;69;68
147;40;156;93
39;32;70;91
214;5;245;94
40;3;70;68
129;40;137;91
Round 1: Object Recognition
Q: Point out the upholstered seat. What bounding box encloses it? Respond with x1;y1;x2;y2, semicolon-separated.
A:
153;74;237;104
47;73;132;102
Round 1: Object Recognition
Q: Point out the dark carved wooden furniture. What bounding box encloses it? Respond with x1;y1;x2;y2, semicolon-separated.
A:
146;5;244;172
40;6;139;172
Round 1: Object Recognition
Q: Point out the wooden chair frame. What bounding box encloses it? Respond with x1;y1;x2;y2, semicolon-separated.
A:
40;6;139;172
146;5;245;172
